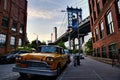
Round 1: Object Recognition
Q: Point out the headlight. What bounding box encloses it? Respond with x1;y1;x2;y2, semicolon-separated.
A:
15;56;22;60
46;57;54;61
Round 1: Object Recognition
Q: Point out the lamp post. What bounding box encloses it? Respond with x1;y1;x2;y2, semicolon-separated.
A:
34;33;38;48
51;33;53;42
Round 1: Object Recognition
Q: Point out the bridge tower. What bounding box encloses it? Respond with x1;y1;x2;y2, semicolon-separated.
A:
67;6;82;29
67;6;83;51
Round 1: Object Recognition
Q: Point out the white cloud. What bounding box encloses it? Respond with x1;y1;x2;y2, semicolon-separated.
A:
27;33;51;43
28;8;56;19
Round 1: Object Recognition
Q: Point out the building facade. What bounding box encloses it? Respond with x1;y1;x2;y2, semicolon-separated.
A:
0;0;27;55
88;0;120;59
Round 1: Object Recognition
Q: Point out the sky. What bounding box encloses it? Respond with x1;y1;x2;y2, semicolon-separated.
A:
27;0;90;44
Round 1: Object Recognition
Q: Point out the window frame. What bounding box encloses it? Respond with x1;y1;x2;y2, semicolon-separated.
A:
20;24;24;33
99;21;104;39
12;20;17;32
108;43;117;59
0;34;6;47
1;16;9;28
101;46;106;58
105;11;114;35
117;0;120;14
97;47;100;57
18;38;22;46
95;27;99;41
4;0;7;10
97;0;101;14
10;36;15;48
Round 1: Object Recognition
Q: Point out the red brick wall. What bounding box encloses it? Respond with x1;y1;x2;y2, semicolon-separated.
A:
88;0;120;58
0;0;27;55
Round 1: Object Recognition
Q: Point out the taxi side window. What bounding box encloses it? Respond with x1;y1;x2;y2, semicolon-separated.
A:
62;49;65;54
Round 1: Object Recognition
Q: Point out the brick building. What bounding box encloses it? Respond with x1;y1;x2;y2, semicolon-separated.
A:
88;0;120;59
0;0;27;55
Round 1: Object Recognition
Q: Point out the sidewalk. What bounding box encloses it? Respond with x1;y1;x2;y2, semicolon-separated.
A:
88;56;120;67
57;56;120;80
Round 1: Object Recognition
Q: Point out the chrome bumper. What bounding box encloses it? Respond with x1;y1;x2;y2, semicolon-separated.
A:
13;67;57;76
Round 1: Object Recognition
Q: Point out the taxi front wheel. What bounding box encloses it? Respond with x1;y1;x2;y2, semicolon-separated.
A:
19;72;27;77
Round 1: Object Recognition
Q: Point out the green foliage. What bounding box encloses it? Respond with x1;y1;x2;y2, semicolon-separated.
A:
30;40;41;49
17;46;33;52
41;41;46;45
17;40;47;52
57;41;66;49
26;40;46;50
85;38;93;55
72;49;78;54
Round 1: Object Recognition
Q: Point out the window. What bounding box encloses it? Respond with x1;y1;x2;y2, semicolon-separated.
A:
99;21;104;38
92;0;94;7
97;48;100;57
95;27;99;41
97;0;101;14
91;17;93;26
1;17;9;28
108;43;116;59
89;4;92;13
117;0;120;14
0;34;6;47
4;0;7;10
10;36;15;48
92;32;95;43
116;0;120;29
101;46;106;58
93;11;96;21
102;0;106;6
18;38;22;46
12;20;17;31
20;24;24;33
93;48;97;57
105;11;114;35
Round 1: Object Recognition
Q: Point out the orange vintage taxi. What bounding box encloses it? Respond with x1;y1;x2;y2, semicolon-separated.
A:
12;45;69;77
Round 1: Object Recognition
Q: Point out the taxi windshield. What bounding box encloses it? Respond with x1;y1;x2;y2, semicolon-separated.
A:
38;46;57;53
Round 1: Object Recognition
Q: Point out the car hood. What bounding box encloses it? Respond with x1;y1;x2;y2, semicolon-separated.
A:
20;52;60;61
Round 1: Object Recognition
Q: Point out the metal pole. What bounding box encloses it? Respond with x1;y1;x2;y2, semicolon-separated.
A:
34;33;38;48
77;26;80;65
54;27;57;41
36;35;38;48
51;33;53;42
68;29;71;50
78;29;80;54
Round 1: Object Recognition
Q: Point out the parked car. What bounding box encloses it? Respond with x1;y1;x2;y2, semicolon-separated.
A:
0;50;30;64
13;45;69;77
64;49;71;63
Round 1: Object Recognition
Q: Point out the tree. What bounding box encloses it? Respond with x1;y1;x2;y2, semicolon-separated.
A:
41;41;46;45
30;40;41;49
85;38;93;55
57;41;66;49
17;46;33;52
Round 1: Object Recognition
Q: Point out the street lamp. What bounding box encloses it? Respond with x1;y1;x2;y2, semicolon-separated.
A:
34;33;38;48
51;33;53;42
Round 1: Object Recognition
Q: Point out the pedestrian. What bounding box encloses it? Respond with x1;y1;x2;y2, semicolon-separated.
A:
73;54;77;67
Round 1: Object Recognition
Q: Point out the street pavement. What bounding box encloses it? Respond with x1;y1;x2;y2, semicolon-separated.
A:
0;56;120;80
57;56;120;80
0;63;18;80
